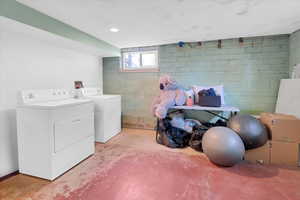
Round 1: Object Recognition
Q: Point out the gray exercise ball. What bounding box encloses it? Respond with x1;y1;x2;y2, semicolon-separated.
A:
228;114;268;150
202;127;245;167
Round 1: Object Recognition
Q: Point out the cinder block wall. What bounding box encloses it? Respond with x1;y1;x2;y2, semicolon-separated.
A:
289;30;300;74
103;35;289;129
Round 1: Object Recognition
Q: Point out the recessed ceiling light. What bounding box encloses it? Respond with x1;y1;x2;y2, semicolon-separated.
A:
109;28;119;33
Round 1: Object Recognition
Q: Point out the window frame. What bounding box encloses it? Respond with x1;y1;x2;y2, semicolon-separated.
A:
120;49;159;72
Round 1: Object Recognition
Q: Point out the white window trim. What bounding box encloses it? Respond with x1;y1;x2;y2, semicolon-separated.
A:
120;49;159;72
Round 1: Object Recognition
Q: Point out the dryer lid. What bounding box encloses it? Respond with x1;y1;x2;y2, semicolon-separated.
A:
89;95;121;100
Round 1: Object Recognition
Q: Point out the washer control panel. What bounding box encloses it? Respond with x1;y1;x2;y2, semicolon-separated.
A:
18;89;72;105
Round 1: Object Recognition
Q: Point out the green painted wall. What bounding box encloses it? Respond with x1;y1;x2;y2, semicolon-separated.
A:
103;35;290;129
289;29;300;75
0;0;119;56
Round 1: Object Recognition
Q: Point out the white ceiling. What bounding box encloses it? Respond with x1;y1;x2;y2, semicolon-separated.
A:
18;0;300;48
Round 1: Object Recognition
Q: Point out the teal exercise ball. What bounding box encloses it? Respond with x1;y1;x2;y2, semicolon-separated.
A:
202;127;245;167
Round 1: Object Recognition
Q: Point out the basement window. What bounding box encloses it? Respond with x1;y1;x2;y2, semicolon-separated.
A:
121;48;159;72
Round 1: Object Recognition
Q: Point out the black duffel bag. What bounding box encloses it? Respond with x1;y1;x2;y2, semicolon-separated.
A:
156;118;191;148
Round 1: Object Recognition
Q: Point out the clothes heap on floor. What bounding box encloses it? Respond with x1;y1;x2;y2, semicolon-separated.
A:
156;111;226;151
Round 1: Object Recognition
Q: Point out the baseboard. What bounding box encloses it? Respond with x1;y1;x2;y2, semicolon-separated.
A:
0;171;19;182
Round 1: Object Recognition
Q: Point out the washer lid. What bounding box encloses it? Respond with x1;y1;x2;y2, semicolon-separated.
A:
19;98;93;110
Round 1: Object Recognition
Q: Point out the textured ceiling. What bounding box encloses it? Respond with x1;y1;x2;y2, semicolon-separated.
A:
17;0;300;48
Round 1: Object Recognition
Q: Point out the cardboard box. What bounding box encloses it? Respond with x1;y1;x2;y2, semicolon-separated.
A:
270;141;300;167
244;141;271;164
260;112;300;142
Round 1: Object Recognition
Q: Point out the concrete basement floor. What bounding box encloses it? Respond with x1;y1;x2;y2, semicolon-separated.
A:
1;128;300;200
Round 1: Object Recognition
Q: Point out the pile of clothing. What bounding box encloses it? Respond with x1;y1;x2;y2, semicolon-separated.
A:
156;111;226;151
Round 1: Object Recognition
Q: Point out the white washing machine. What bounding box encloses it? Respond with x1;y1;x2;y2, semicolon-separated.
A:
82;88;121;143
16;89;95;180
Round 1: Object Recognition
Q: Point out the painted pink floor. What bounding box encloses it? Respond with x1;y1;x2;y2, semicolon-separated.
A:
12;129;300;200
55;152;300;200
